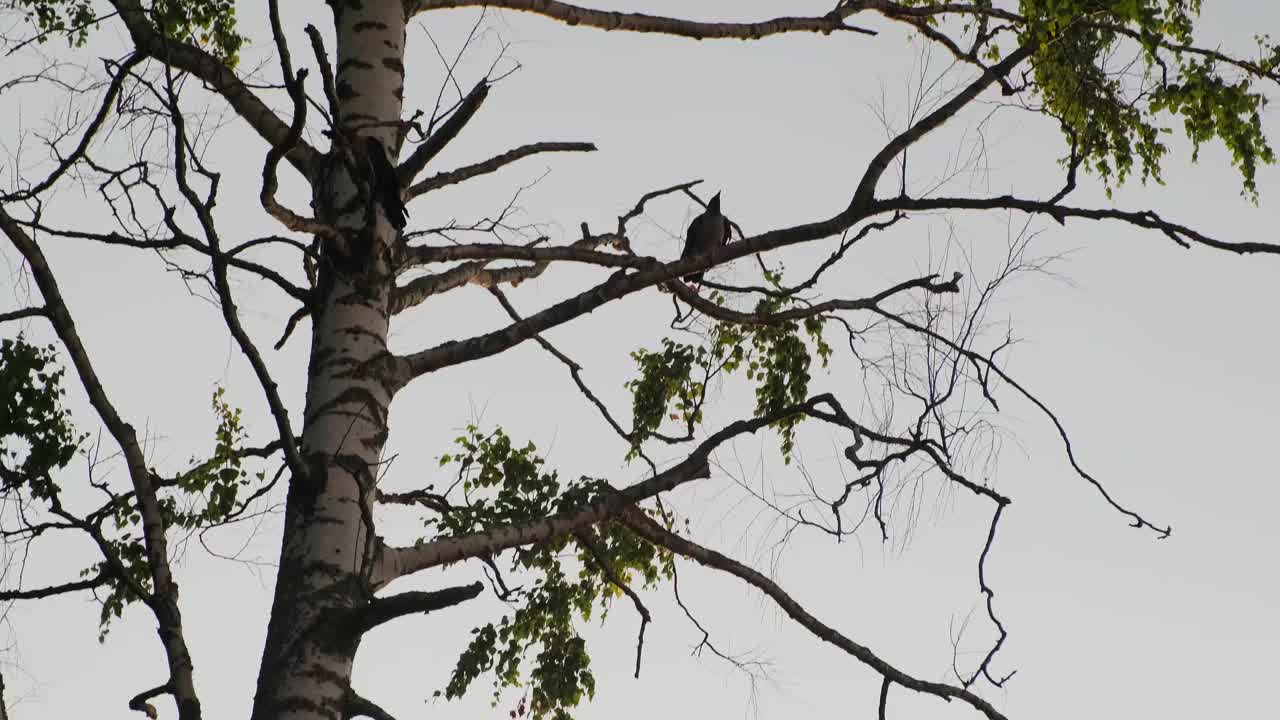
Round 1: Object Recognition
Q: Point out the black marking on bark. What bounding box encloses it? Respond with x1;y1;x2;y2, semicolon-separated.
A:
335;453;376;489
364;427;389;451
300;452;329;519
307;367;359;394
307;514;345;526
353;20;387;31
381;57;404;74
317;356;361;373
301;661;351;688
308;386;388;431
336;81;356;101
337;58;375;74
312;346;335;366
393;84;403;101
298;561;353;582
340;325;385;344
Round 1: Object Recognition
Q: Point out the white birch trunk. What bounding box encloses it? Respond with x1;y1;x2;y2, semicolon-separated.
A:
251;3;408;718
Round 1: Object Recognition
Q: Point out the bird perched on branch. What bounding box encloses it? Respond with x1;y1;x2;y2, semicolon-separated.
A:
679;191;731;284
364;137;407;230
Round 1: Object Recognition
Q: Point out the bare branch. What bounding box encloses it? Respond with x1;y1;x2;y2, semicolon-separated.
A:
390;259;549;314
878;676;892;720
0;570;107;600
869;304;1170;536
9;219;310;304
106;0;321;176
304;25;340;123
403;242;646;270
406;141;596;198
344;582;483;636
852;44;1033;209
399;81;489;184
964;504;1015;688
877;195;1280;256
161;68;308;483
128;683;170;719
409;0;877;38
488;287;638;448
267;0;297;87
0;205;203;719
3;52;145;202
618;506;1007;720
672;272;962;326
0;307;45;324
259;69;339;239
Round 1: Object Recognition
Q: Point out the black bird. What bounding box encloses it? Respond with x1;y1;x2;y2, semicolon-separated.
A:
364;137;407;230
679;191;731;283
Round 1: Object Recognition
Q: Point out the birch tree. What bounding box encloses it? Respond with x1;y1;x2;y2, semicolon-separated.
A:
1;2;1277;720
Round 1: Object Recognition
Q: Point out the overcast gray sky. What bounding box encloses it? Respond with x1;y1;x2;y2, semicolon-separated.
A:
2;2;1278;719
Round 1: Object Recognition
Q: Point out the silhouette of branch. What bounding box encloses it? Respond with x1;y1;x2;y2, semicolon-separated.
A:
0;307;45;324
0;205;204;718
409;0;876;38
877;195;1280;256
852;44;1033;208
399;81;489;183
344;583;484;636
0;570;108;600
2;53;145;202
407;141;596;198
158;65;307;481
618;506;1007;720
106;0;320;175
304;25;340;122
128;681;171;719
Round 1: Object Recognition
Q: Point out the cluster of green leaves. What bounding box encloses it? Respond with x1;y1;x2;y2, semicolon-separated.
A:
624;339;701;460
902;0;1276;198
13;0;243;64
12;0;96;47
86;386;264;638
82;533;153;641
1024;0;1272;195
151;0;243;64
0;335;84;500
167;386;265;528
1148;55;1276;195
627;290;831;462
437;426;674;720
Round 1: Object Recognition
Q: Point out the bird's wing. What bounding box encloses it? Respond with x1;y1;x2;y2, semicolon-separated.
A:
681;215;707;259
